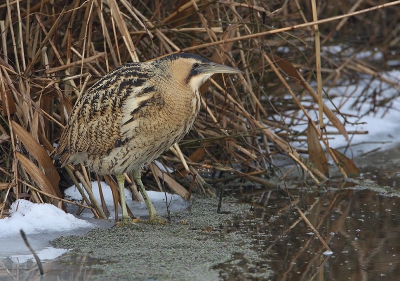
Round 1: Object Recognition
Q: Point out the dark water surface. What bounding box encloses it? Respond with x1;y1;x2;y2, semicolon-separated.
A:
4;186;400;281
212;146;400;280
216;184;400;280
2;147;400;280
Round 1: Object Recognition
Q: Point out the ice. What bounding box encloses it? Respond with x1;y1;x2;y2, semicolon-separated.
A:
0;183;189;261
9;247;68;264
64;181;190;219
0;200;94;259
0;199;92;238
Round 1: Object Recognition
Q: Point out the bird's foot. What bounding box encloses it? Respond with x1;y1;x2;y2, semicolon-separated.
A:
137;215;167;225
115;216;135;226
150;215;167;225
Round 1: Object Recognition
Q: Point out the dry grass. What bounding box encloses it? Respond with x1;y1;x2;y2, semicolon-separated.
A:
1;0;399;217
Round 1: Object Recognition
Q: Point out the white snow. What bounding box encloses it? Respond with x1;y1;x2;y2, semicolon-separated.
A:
327;72;400;153
0;199;92;238
355;50;383;60
289;69;400;156
64;181;190;219
0;199;93;261
1;51;400;266
0;182;189;262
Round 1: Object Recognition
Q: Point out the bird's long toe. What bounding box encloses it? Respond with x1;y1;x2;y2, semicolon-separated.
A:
149;215;167;225
115;216;135;226
135;215;166;225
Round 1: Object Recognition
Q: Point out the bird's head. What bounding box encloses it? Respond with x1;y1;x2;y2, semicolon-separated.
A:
157;53;243;92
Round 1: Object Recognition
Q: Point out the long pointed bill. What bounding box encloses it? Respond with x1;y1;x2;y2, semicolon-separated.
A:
201;63;243;74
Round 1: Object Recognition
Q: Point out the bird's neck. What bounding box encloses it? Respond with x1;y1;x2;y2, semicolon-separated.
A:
158;78;201;126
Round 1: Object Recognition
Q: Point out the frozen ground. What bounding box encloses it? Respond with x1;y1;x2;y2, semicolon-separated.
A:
0;182;189;263
64;180;189;219
1;57;400;276
293;68;400;156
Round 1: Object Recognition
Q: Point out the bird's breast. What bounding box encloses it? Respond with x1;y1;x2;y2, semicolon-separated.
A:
95;87;201;175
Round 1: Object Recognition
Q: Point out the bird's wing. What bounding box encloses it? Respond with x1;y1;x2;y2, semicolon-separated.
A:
56;63;153;160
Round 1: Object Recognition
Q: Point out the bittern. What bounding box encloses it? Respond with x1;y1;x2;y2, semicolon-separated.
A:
55;53;242;223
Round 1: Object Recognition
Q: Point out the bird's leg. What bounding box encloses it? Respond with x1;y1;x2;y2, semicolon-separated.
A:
133;170;161;223
116;174;131;224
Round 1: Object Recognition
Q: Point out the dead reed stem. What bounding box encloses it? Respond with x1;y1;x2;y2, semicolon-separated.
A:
0;0;398;223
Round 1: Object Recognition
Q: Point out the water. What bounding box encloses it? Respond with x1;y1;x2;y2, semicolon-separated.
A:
215;185;400;280
0;253;106;281
2;184;400;280
2;147;400;280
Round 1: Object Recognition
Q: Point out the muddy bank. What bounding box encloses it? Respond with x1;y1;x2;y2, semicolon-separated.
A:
51;196;272;280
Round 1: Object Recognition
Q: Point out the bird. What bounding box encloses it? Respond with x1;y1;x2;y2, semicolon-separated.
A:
55;53;242;224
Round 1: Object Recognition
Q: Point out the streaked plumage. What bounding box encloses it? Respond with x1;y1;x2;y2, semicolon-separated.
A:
55;53;242;223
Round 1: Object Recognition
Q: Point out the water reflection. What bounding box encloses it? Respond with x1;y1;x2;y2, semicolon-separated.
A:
2;182;400;280
215;184;400;280
356;145;400;187
0;252;107;281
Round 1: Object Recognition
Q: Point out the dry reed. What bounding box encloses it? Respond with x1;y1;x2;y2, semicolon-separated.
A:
1;0;399;217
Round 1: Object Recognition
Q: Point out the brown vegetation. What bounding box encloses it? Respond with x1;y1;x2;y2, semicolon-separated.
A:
1;0;399;217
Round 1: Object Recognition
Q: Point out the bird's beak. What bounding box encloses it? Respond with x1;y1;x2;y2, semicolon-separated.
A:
202;63;243;74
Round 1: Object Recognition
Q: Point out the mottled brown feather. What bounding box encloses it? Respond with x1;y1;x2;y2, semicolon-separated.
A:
56;63;153;164
55;53;240;176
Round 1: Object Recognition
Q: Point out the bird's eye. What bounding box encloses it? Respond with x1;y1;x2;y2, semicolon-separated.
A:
193;63;200;68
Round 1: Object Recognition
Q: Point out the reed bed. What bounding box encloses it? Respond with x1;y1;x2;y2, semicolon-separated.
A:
1;0;399;217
